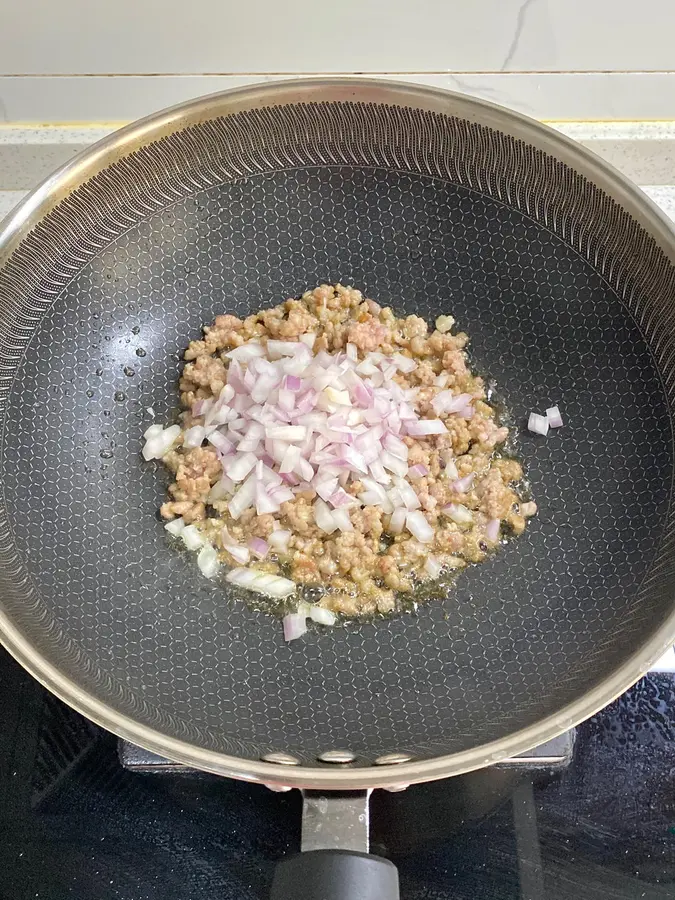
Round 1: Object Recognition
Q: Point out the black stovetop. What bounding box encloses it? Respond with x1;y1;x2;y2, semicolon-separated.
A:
1;647;674;900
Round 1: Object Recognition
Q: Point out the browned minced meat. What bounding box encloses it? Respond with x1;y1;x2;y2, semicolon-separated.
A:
157;284;535;616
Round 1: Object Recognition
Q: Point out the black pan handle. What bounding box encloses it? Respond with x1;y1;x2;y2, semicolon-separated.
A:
270;849;399;900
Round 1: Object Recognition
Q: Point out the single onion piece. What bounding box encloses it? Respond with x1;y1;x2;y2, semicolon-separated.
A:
249;537;269;559
368;460;392;485
388;507;407;534
267;424;307;442
255;483;281;515
164;517;185;536
226;567;296;599
314;498;337;534
219;384;235;403
183;425;206;448
424;555;443;578
406;419;447;436
452;473;475;493
329;488;357;509
268;485;294;504
279;443;301;474
384;433;409;460
546;405;563;428
441;454;459;480
267;340;304;359
331;508;354;532
224;566;259;587
228;473;257;519
224;542;250;565
208;474;235;502
299;332;316;348
443;503;474;525
142;424;181;460
342;445;368;474
268;529;292;552
309;606;337;626
432;391;472;416
381;451;409;478
407;464;429;481
315;477;339;502
225;452;257;482
277;389;295;413
143;423;164;441
528;412;549;436
392;352;417;373
208;430;234;456
191;398;210;417
359;490;392;513
197;545;220;579
294;457;314;482
434;372;449;388
181;524;204;551
486;518;500;542
284;374;302;392
405;510;434;543
459;405;474;420
283;613;307;642
361;477;390;503
395;477;422;511
226;341;265;362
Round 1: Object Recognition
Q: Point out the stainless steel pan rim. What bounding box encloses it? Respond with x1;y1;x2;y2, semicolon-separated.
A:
1;77;675;791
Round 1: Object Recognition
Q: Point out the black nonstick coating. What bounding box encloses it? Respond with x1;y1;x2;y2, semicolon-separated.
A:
0;90;674;771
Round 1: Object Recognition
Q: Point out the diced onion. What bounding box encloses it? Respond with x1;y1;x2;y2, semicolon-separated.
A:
309;606;337;626
528;412;549;436
407;464;428;480
142;424;181;460
406;419;447;436
183;425;206;448
405;510;434;543
268;529;291;552
164;517;185;536
226;567;296;599
144;423;163;440
331;508;354;532
546;405;563;428
146;324;505;597
197;545;220;579
249;537;269;559
443;504;474;526
452;473;475;493
486;518;500;542
314;498;337;534
388;507;407;534
424;555;443;578
181;524;204;550
283;613;307;642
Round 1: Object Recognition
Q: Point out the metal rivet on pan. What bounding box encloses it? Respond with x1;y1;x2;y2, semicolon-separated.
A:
317;750;356;764
261;752;301;766
374;752;414;766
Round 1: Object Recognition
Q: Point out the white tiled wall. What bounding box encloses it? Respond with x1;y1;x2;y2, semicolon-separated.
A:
2;0;675;122
3;0;675;74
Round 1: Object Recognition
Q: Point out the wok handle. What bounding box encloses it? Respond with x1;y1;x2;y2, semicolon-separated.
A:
270;849;399;900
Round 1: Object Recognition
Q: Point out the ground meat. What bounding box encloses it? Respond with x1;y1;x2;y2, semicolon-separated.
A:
154;283;533;618
180;355;228;395
347;315;391;352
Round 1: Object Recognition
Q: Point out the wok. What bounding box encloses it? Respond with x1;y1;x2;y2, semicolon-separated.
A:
1;80;675;898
